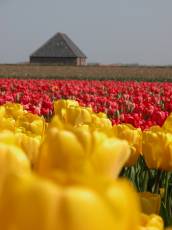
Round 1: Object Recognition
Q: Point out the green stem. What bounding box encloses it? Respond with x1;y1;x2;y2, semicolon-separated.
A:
143;170;149;192
164;171;170;208
154;169;162;194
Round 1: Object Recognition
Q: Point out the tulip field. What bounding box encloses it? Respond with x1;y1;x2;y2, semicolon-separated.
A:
1;78;172;229
1;79;172;129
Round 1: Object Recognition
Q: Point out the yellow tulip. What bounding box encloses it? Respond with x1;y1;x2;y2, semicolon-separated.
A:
0;174;140;230
0;173;62;230
163;113;172;133
0;106;5;117
53;99;113;129
139;213;164;230
105;179;141;230
54;99;79;118
3;103;25;119
0;143;30;176
37;127;86;175
48;115;66;130
139;192;161;215
0;103;45;136
37;125;130;179
61;186;118;230
90;131;130;178
0;143;30;196
97;112;108;118
0;117;16;131
0;130;16;145
61;179;140;230
113;124;142;166
30;119;46;135
142;130;172;170
160;188;165;198
148;125;162;132
15;132;41;167
0;130;41;167
65;106;92;125
91;113;112;129
17;112;45;136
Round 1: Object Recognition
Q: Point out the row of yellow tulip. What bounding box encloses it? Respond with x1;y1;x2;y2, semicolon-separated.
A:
1;100;172;171
54;99;172;171
0;100;171;229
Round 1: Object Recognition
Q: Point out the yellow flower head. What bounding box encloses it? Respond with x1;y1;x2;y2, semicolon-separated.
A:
54;99;79;118
3;103;25;119
113;123;142;166
139;213;164;230
17;112;45;136
163;113;172;133
0;142;30;197
139;192;161;215
36;124;130;180
142;130;172;170
0;173;140;230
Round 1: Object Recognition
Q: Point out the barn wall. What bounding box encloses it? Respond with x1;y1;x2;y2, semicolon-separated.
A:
30;57;78;65
76;58;86;66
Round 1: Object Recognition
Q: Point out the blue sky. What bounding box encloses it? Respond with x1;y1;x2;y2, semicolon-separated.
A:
0;0;172;65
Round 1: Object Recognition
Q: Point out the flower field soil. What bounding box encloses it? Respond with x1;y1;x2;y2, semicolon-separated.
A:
1;64;172;80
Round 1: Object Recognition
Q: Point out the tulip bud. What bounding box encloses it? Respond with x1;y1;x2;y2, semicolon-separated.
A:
139;192;161;215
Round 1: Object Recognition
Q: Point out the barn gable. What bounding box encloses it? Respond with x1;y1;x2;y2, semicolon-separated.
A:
30;33;86;58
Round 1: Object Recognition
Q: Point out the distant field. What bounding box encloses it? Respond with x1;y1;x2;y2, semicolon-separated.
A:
1;64;172;81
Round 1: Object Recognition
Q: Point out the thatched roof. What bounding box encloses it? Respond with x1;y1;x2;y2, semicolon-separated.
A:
30;32;87;58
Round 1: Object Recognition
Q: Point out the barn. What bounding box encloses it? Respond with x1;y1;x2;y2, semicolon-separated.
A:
30;32;87;65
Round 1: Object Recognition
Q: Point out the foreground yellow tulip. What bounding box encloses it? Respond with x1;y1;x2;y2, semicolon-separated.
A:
36;125;130;179
0;142;30;196
0;130;41;167
142;130;172;170
15;132;41;167
0;100;169;229
139;192;161;215
139;213;164;230
89;131;130;178
0;173;140;230
163;113;172;133
0;173;61;230
0;105;5;117
113;124;142;166
3;103;25;119
0;104;24;131
0;143;30;176
106;179;141;230
0;117;16;131
16;112;45;136
0;130;16;145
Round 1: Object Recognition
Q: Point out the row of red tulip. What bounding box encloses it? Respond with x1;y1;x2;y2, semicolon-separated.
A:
0;79;172;129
